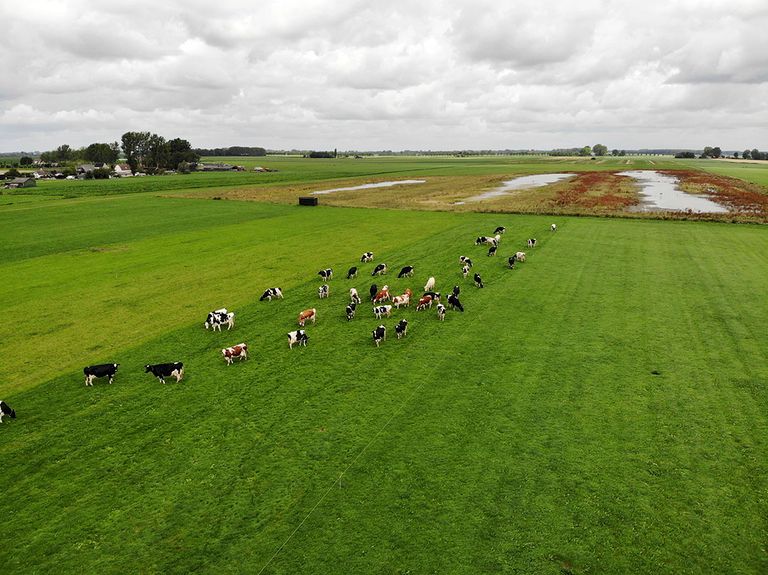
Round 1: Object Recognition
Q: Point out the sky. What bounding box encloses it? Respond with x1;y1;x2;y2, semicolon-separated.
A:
1;0;767;152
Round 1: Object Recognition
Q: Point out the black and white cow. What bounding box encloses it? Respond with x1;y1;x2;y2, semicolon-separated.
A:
395;319;408;339
360;251;374;263
145;362;184;384
494;226;506;235
436;303;446;321
204;308;227;329
259;287;283;301
318;268;333;281
452;285;460;297
397;265;415;278
206;310;235;331
349;288;361;304
318;284;330;299
371;263;388;276
222;343;248;365
475;236;489;245
83;363;119;386
0;400;16;423
459;256;473;268
346;302;357;321
288;330;309;349
422;291;441;301
508;254;517;268
347;266;358;279
369;284;378;301
462;264;470;278
551;223;557;232
474;273;484;288
373;304;393;319
527;238;537;248
448;293;464;312
488;245;497;257
372;325;386;347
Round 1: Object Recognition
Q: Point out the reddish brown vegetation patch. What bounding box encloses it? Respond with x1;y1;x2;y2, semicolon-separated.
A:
661;170;768;215
550;172;638;210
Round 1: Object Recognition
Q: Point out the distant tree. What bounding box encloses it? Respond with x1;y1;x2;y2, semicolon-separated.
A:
618;150;626;157
56;144;73;162
167;138;199;169
578;146;592;156
743;149;752;160
84;142;119;165
4;168;21;179
143;134;169;172
702;146;713;158
752;148;763;161
734;151;740;159
593;144;608;156
712;146;722;158
308;151;336;158
19;156;33;166
674;151;696;159
121;131;151;173
611;149;619;156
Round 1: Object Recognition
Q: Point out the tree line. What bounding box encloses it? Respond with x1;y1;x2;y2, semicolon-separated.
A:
675;147;767;160
193;146;266;157
548;144;625;157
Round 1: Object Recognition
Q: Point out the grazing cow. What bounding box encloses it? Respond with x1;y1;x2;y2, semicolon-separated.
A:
494;234;501;244
452;285;460;296
205;309;235;331
371;263;388;276
373;285;390;304
488;245;497;257
349;288;361;304
462;264;470;278
527;238;537;248
288;330;309;349
404;288;413;298
475;236;489;245
459;256;473;268
395;319;408;339
424;276;435;291
318;268;333;281
447;293;464;312
423;291;441;301
360;251;374;263
508;254;517;268
369;284;378;301
145;362;184;384
373;304;393;319
298;308;317;327
436;303;446;321
494;226;506;235
474;273;484;288
0;400;17;423
551;223;557;232
346;302;357;321
372;325;386;347
318;284;329;299
347;266;358;279
222;343;248;365
416;295;433;310
397;265;414;278
259;288;283;301
83;363;119;386
516;251;526;262
392;293;410;308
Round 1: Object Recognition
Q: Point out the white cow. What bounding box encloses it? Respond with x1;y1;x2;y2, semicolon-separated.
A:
349;288;361;304
515;251;526;262
424;276;435;291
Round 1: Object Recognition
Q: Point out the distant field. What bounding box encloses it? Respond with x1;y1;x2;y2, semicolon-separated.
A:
1;189;768;574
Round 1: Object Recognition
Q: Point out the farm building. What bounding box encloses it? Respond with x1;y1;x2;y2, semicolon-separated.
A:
196;162;245;172
113;164;133;176
3;177;36;189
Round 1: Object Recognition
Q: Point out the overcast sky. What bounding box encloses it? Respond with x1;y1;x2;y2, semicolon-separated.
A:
1;0;767;152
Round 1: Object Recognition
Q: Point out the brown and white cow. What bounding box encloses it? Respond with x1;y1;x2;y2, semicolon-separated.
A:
298;308;317;326
416;295;433;311
222;343;248;365
373;285;390;304
392;293;410;308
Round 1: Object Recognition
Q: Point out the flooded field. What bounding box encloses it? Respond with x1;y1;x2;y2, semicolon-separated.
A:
463;173;574;202
619;170;729;213
312;179;426;195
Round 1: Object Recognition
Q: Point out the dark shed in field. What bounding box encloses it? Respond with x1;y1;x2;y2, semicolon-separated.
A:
299;196;318;206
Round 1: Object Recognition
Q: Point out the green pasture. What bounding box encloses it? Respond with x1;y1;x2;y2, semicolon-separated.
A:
1;190;768;574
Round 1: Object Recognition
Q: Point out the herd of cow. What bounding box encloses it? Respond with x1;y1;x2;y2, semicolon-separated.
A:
0;223;557;423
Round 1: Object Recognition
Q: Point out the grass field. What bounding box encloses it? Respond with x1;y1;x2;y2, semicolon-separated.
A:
2;158;768;573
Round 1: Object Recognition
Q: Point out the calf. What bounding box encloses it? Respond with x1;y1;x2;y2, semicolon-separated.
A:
349;288;361;304
516;251;526;262
488;245;497;257
436;303;446;321
508;254;517;268
373;304;393;319
494;226;506;234
416;295;433;310
424;276;435;291
288;330;309;349
395;319;408;339
397;265;414;278
462;264;470;278
0;400;16;423
369;284;378;301
259;288;283;301
298;308;317;326
83;363;119;387
551;223;557;232
145;362;184;384
318;284;329;299
222;343;248;365
360;251;374;263
372;325;386;347
373;285;390;304
318;268;333;281
346;302;357;321
474;273;484;288
527;238;537;248
347;266;358;279
371;263;388;276
447;293;464;312
204;308;228;329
